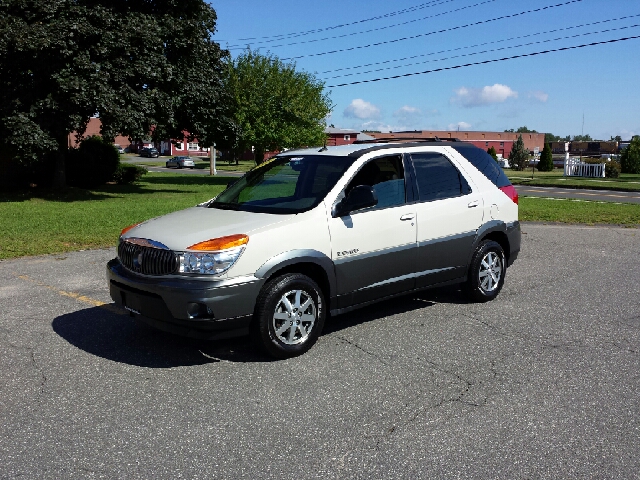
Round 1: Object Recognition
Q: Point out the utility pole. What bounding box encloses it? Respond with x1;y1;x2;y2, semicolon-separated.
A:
209;143;217;176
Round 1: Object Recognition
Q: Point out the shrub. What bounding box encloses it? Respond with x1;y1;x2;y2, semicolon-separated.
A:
537;143;554;172
66;135;120;188
605;160;621;178
620;136;640;174
487;146;498;161
113;164;148;184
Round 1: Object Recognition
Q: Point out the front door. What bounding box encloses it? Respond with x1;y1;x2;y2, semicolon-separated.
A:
327;155;417;309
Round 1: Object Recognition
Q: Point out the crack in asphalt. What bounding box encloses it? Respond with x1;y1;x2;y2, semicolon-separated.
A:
335;335;390;366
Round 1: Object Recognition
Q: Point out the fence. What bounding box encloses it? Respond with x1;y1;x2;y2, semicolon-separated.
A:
564;157;606;177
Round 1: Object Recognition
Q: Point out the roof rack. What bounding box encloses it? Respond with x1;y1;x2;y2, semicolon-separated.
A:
353;137;462;144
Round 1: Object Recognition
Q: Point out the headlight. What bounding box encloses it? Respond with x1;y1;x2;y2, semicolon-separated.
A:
178;234;248;275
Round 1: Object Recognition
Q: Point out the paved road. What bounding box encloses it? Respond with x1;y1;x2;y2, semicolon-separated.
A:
122;157;245;177
2;224;639;478
516;185;640;204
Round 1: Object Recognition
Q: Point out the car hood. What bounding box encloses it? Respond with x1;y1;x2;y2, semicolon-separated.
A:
122;205;290;251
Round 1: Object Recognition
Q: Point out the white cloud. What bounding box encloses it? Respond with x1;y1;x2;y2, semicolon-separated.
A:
447;121;472;131
453;84;518;108
528;90;549;103
343;99;381;120
393;105;422;128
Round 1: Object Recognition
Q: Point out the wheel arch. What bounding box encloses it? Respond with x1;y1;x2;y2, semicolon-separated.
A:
254;250;336;304
469;221;511;266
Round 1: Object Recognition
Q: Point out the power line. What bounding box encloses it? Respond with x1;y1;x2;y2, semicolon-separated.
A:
281;0;584;60
326;35;640;88
319;13;640;75
225;0;453;44
322;23;640;80
229;0;492;50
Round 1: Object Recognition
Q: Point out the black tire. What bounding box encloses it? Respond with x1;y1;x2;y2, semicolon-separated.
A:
465;240;506;302
165;162;170;168
254;274;326;359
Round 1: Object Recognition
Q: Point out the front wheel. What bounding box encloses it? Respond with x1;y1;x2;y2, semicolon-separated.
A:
465;240;506;302
254;274;326;358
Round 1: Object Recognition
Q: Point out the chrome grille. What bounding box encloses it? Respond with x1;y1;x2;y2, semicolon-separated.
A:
118;240;178;275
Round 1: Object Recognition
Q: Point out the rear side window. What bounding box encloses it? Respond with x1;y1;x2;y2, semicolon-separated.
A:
451;144;511;188
411;153;471;202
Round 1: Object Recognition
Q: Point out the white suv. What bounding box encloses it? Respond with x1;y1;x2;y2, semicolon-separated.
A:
108;139;520;358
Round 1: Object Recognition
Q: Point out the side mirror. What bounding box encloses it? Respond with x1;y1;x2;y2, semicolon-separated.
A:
332;185;378;217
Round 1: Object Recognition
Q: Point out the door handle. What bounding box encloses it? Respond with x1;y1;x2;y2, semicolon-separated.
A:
467;200;480;208
400;214;415;221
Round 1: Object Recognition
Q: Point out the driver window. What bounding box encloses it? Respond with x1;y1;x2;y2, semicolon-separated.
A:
346;155;405;208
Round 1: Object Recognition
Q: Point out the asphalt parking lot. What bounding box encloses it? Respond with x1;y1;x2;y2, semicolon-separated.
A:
1;224;639;478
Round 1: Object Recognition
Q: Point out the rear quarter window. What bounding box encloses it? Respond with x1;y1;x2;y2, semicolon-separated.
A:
451;145;511;188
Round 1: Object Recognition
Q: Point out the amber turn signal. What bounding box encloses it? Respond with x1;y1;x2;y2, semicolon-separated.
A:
188;234;249;251
120;223;141;236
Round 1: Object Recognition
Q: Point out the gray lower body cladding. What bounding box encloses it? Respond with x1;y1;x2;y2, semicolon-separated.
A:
107;258;264;340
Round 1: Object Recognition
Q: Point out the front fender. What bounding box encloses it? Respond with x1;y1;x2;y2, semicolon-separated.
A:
254;249;337;298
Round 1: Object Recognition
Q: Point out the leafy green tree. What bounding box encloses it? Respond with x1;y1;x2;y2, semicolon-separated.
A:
620;136;640;174
505;126;538;134
572;134;593;142
487;146;498;161
508;134;529;171
538;143;554;172
0;0;235;188
227;49;332;164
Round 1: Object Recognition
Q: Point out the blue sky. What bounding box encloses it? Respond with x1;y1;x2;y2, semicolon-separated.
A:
211;0;640;140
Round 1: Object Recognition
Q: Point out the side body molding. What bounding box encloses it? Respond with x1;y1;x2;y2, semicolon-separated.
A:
254;249;337;298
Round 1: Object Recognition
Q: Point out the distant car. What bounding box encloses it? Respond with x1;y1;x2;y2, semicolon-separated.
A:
114;145;125;154
141;147;159;158
166;156;195;169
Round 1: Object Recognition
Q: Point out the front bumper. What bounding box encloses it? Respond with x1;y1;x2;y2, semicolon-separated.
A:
107;258;264;339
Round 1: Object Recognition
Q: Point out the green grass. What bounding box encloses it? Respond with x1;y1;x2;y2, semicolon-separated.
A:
1;172;639;260
135;158;256;172
519;196;640;225
0;173;230;259
506;169;640;191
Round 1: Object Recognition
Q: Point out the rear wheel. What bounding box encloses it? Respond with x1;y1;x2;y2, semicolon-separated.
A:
465;240;506;302
254;274;325;358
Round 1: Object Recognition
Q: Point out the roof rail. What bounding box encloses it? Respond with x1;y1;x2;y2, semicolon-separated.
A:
353;137;462;144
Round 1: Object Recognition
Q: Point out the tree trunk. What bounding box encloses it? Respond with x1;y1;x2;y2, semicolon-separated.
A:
254;147;265;166
52;152;66;189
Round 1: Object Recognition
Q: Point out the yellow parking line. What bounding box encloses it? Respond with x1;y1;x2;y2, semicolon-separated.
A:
17;275;125;315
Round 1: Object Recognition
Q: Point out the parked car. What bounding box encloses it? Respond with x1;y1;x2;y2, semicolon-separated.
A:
113;145;125;154
108;139;520;358
140;147;159;158
165;156;195;169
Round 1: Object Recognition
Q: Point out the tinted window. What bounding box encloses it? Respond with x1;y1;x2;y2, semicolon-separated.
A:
346;155;405;208
451;144;511;188
211;155;355;214
411;153;470;202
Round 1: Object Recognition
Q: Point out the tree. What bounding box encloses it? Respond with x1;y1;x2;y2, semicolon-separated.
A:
505;126;538;134
538;143;554;172
227;49;332;164
487;146;498;161
0;0;235;188
572;134;593;142
508;134;529;171
620;136;640;174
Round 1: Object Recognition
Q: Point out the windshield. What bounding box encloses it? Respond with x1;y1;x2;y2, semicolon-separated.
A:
210;155;355;214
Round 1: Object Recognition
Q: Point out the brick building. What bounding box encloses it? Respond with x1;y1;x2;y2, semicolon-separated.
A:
366;130;546;157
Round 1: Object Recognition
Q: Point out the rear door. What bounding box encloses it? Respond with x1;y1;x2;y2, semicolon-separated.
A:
409;150;484;288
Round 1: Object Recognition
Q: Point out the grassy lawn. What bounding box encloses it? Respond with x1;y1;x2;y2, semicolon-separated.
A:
506;169;640;191
0;173;230;259
1;172;639;260
519;196;640;225
135;158;256;172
